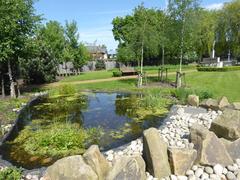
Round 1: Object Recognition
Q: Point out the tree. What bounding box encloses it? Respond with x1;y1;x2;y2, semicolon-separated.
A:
20;35;57;84
0;0;40;98
112;5;160;86
168;0;200;87
63;20;89;70
40;21;65;62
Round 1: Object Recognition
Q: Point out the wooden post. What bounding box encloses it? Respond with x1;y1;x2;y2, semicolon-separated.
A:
166;68;168;82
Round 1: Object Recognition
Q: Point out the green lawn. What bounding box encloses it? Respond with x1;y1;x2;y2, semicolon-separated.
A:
60;65;196;83
60;70;115;82
183;71;240;102
68;70;240;102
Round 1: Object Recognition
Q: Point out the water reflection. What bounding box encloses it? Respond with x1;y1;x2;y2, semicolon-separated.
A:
1;92;167;169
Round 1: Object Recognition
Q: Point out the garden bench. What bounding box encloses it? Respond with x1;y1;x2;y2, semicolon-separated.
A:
120;67;138;76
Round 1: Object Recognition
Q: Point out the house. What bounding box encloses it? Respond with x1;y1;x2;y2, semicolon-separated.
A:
86;45;108;60
108;49;117;59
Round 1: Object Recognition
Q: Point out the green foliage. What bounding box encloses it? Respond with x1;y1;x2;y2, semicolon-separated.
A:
57;84;76;95
172;88;213;103
63;21;90;69
40;21;65;61
197;66;240;72
140;89;172;110
95;61;106;70
11;123;102;157
0;167;22;180
112;71;122;77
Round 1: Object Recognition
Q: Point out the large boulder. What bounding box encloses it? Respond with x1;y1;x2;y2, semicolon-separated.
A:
190;124;233;166
106;156;146;180
210;109;240;140
221;138;240;160
200;98;219;110
143;128;171;179
168;148;197;175
233;102;240;110
218;96;230;110
83;145;110;180
188;95;199;107
44;155;98;180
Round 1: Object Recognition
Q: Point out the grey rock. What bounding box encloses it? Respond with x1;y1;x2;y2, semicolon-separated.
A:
190;124;233;166
221;138;240;160
226;171;236;180
188;95;199;107
195;168;204;177
233;102;240;110
210;109;240;141
44;155;98;180
106;156;146;180
168;148;197;175
218;96;230;110
200;98;219;110
143;128;171;178
213;164;223;175
83;145;110;180
204;166;213;174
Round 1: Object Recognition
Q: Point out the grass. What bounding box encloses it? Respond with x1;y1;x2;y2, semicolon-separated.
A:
0;97;30;125
185;71;240;102
60;65;196;83
58;70;240;102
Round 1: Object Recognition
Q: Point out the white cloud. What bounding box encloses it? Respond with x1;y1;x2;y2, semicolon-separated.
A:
205;3;224;10
79;26;118;50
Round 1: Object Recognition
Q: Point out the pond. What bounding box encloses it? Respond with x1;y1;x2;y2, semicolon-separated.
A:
0;92;168;169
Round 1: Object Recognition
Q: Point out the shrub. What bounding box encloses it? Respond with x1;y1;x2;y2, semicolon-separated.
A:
197;66;240;72
112;71;122;77
95;61;105;70
58;84;76;95
172;88;213;104
0;167;22;180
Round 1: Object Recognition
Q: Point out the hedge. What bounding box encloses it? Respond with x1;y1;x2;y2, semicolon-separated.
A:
197;66;240;72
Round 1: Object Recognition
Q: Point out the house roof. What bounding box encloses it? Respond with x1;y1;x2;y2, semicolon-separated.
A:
86;46;108;54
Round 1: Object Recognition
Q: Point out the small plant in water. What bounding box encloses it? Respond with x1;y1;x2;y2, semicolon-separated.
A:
10;122;103;158
0;167;22;180
57;84;76;96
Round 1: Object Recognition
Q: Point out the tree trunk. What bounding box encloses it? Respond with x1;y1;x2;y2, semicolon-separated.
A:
138;40;144;87
8;60;16;98
178;12;185;88
1;75;5;98
162;45;165;66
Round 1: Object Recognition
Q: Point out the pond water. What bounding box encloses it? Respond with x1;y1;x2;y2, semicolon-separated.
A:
0;92;167;169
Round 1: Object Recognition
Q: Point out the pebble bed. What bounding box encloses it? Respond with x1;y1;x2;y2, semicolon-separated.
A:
1;105;240;180
104;105;240;180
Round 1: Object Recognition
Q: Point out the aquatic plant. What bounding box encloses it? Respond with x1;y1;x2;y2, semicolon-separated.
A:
0;167;22;180
10;122;103;157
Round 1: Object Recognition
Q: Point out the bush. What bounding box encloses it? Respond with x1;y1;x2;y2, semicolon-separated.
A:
172;88;213;104
112;71;122;77
197;66;240;72
0;167;22;180
95;61;105;70
58;84;76;95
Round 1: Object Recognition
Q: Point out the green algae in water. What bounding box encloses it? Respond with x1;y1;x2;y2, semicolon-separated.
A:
1;92;172;169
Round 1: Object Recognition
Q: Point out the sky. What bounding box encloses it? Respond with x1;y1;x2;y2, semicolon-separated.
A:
34;0;231;51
